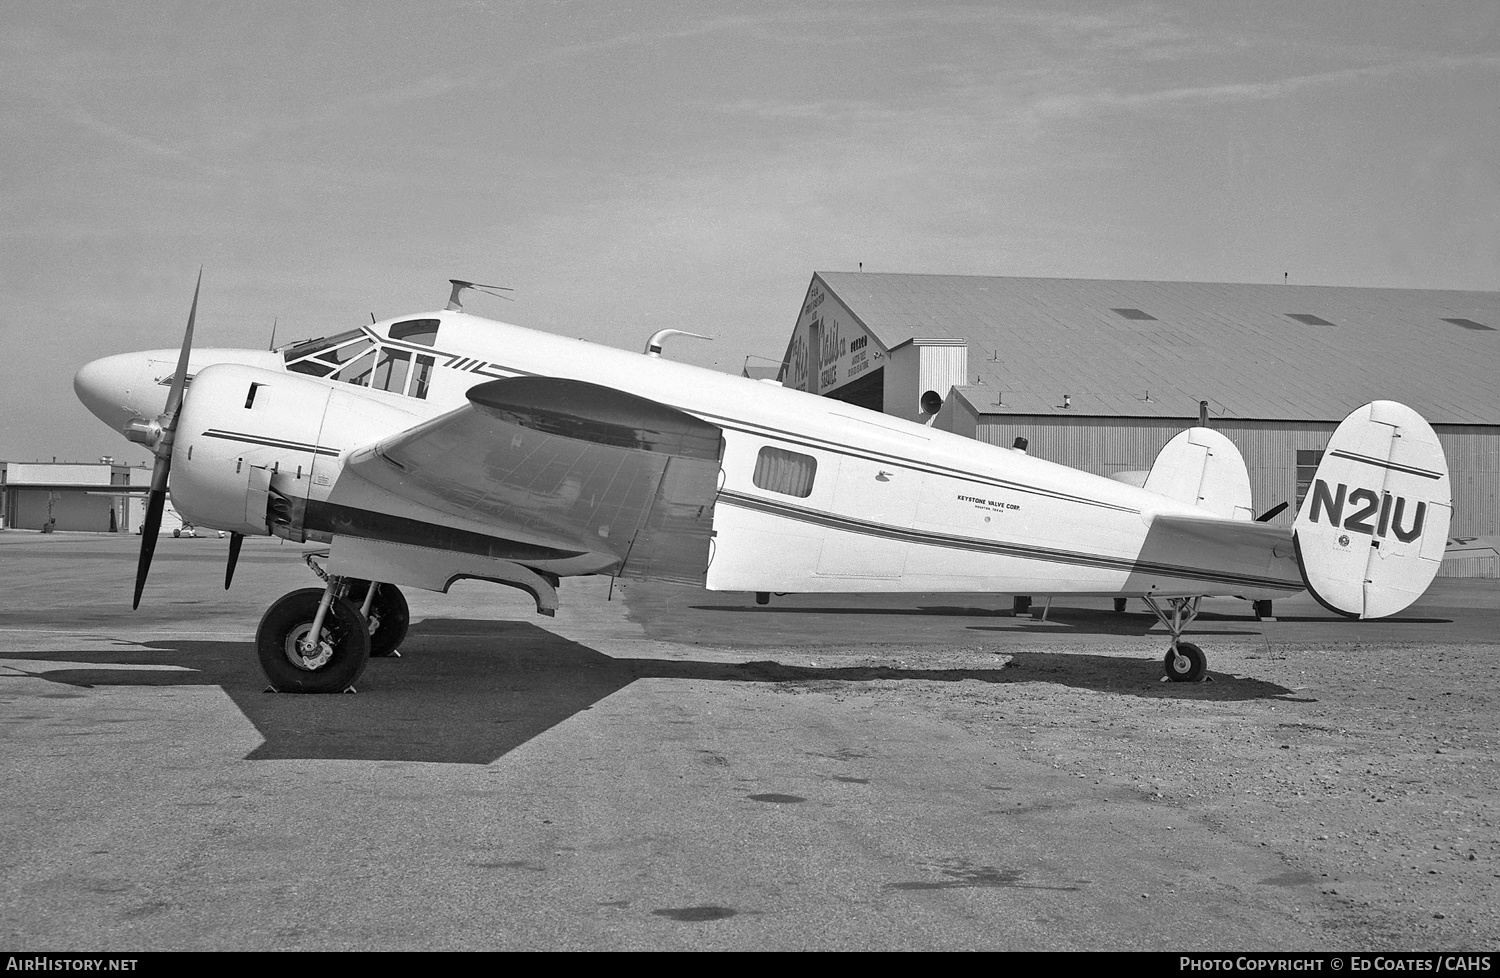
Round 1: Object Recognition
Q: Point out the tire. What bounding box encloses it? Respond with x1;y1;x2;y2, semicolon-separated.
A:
257;587;371;693
172;528;180;538
344;581;410;658
1163;642;1207;683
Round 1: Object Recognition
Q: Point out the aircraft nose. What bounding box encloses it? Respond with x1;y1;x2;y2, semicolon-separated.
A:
73;352;160;434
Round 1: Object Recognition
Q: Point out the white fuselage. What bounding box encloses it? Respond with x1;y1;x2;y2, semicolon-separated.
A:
92;310;1306;600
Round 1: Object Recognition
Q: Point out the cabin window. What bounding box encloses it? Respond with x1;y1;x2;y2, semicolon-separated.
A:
1295;450;1324;508
410;354;435;399
389;318;440;346
753;447;817;498
372;348;412;393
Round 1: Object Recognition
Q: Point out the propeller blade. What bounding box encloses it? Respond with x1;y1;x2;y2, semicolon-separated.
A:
225;532;244;590
133;488;166;609
162;268;201;423
132;270;201;609
1255;501;1290;523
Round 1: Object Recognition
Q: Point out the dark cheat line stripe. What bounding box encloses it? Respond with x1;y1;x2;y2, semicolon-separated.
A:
1328;450;1441;480
717;490;1299;592
202;429;341;457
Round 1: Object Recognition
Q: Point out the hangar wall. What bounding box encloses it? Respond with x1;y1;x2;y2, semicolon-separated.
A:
8;488;119;532
887;341;968;424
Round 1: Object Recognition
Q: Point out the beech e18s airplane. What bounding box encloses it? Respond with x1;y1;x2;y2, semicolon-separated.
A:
73;276;1453;694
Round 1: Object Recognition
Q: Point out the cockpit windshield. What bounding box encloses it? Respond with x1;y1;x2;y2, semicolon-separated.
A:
283;326;437;399
284;329;373;380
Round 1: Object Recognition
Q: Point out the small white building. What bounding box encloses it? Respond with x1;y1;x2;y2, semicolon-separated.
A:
0;460;147;532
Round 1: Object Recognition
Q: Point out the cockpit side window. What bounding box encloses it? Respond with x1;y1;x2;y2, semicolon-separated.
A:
372;348;412;393
389;319;440;346
332;347;377;386
411;355;435;399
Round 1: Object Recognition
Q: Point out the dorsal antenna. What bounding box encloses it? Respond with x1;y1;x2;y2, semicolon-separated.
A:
446;279;514;312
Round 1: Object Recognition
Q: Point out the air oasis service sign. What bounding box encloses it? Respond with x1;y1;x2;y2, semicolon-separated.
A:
787;283;880;393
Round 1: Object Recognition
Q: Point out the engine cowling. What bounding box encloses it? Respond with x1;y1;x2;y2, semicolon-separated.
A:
169;364;337;536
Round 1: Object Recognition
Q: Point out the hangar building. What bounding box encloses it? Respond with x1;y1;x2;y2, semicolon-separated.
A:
777;272;1500;577
0;460;147;532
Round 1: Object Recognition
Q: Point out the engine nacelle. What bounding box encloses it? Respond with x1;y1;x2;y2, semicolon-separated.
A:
170;364;425;538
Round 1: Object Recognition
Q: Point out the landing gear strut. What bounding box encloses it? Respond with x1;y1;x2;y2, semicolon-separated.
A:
1142;595;1208;682
345;580;410;658
254;552;409;692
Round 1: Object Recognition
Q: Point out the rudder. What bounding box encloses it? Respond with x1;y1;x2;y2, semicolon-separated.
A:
1293;401;1451;618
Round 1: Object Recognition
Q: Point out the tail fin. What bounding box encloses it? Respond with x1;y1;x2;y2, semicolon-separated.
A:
1293;401;1451;618
1143;427;1255;520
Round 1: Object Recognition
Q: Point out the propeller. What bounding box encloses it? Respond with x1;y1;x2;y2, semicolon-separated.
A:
132;269;201;609
224;532;244;590
1255;501;1290;523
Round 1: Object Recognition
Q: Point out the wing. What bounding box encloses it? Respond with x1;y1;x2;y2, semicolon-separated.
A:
327;377;724;584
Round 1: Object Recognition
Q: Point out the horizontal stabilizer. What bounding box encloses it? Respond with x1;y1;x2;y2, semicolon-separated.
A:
1445;536;1500;561
1292;401;1451;619
1143;427;1254;521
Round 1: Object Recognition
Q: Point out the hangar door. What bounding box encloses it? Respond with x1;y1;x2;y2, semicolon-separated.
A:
822;368;884;413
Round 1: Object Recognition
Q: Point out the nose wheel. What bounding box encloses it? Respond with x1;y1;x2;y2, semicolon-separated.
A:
257;586;370;693
1142;596;1209;682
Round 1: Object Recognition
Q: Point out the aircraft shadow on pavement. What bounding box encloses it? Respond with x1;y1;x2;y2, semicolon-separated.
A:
10;618;1298;765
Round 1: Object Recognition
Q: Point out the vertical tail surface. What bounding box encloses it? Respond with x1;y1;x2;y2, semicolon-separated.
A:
1293;401;1451;618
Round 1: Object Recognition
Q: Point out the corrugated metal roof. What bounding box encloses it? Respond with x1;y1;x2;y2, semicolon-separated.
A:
816;272;1500;423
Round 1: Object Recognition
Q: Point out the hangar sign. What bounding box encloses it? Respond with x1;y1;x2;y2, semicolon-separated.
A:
787;281;882;394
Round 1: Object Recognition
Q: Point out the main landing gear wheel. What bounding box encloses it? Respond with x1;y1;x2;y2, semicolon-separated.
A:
1163;642;1207;683
345;581;409;658
257;587;370;693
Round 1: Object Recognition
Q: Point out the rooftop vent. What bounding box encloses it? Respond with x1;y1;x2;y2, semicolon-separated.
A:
1285;313;1336;326
1111;308;1157;321
1442;318;1494;332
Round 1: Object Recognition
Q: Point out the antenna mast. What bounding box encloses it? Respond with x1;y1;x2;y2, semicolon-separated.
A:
446;279;514;312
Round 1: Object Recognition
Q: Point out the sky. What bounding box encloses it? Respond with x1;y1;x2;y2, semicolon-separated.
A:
3;0;1497;465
